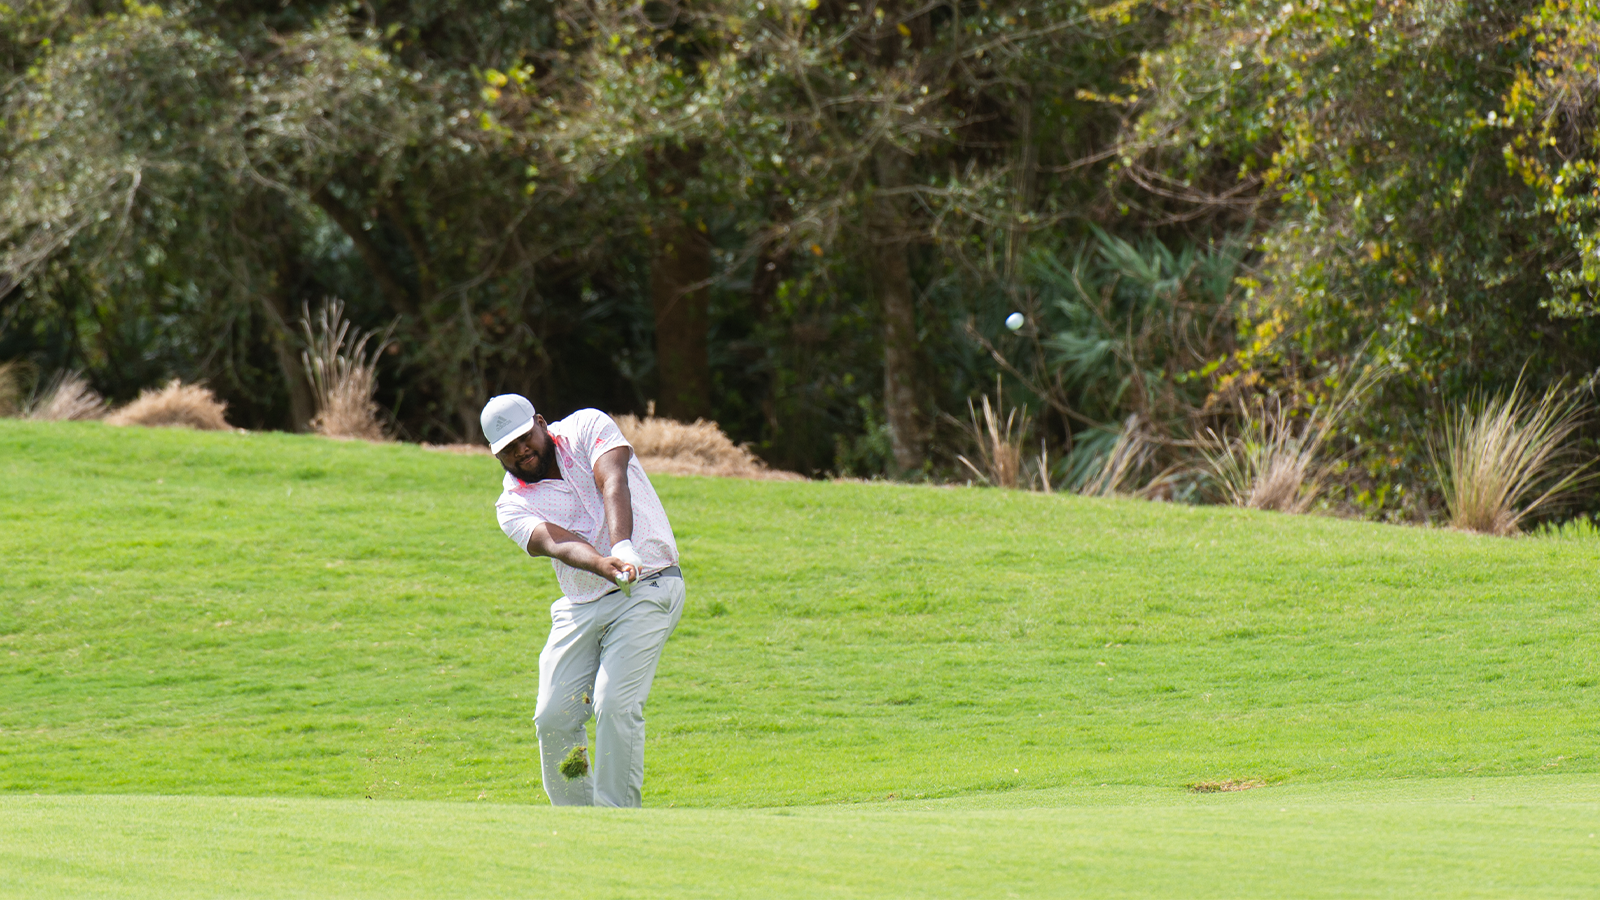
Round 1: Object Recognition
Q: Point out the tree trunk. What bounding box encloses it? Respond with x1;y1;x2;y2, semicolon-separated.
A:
648;147;711;422
310;184;419;319
751;236;789;440
870;146;925;473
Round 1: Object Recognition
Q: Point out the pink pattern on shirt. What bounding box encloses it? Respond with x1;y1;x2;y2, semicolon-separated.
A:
496;409;679;603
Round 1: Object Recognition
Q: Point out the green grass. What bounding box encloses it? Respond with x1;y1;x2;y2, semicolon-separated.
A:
4;777;1599;898
2;419;1598;896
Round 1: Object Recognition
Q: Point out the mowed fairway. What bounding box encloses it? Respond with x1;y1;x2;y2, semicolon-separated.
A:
2;419;1598;897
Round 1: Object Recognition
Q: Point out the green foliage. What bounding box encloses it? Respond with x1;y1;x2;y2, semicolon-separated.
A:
970;229;1244;491
1037;230;1241;423
7;0;1600;497
0;1;637;435
1130;0;1600;514
1502;0;1600;317
0;0;1154;471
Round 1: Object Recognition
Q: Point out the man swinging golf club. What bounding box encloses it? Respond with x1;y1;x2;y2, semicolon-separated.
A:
482;394;684;807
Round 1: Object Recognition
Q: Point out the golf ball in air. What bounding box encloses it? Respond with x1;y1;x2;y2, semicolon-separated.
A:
1005;312;1025;332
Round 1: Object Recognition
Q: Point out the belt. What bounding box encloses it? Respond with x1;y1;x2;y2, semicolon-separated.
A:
607;565;681;598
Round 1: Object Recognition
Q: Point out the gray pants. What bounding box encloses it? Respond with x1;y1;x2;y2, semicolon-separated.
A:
533;570;685;807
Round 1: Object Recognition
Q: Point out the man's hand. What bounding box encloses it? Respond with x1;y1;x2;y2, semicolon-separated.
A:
597;554;639;585
610;539;643;574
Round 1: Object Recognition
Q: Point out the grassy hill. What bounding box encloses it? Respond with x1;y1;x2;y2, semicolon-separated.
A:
2;420;1597;896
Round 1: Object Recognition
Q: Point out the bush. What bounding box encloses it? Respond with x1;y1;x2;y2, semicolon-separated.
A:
26;371;105;422
299;300;390;442
1201;398;1327;514
106;380;231;430
615;411;801;481
1432;381;1592;535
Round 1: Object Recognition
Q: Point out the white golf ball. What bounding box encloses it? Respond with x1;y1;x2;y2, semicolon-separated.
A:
1005;312;1025;332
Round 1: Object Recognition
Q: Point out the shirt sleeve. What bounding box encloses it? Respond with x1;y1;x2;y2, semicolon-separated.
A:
497;492;544;553
576;408;632;467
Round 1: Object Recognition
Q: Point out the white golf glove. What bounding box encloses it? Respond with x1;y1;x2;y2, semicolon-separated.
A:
611;539;643;583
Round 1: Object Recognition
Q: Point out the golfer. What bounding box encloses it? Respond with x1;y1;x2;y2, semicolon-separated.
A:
481;394;684;807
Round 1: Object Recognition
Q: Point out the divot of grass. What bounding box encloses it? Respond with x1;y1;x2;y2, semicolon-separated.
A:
1189;778;1267;793
559;746;588;780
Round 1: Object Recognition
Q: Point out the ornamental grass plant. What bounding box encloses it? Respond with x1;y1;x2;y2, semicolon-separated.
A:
106;379;230;430
1431;379;1592;535
299;300;392;442
1200;365;1381;514
25;370;104;422
1199;396;1330;514
1075;414;1157;497
953;378;1051;490
956;392;1028;489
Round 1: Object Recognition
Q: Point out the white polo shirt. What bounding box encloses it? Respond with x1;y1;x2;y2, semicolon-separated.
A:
495;409;679;603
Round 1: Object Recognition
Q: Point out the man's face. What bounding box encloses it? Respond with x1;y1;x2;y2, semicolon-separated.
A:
495;417;556;482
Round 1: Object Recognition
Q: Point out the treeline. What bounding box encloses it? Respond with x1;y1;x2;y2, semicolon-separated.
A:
2;0;1598;521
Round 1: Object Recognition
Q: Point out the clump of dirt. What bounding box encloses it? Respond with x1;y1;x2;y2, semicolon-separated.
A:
1188;779;1266;793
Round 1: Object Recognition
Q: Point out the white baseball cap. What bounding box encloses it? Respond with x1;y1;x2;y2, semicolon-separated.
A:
481;394;537;454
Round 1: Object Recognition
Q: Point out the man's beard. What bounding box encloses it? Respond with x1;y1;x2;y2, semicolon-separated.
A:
503;447;555;483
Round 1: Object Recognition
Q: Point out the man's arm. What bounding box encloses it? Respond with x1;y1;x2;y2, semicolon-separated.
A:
592;445;634;548
525;521;636;583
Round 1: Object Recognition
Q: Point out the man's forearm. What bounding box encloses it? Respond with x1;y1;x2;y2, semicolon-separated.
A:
532;533;611;579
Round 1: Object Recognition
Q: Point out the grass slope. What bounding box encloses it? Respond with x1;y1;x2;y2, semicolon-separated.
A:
5;420;1600;895
2;420;1597;808
4;778;1599;898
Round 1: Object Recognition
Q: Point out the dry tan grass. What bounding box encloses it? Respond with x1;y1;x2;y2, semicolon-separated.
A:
614;413;803;481
420;413;801;480
300;300;391;442
1201;397;1328;514
1248;448;1313;512
1078;414;1158;497
26;371;105;421
106;379;231;430
1201;366;1382;514
1188;779;1265;793
957;394;1028;488
1433;379;1591;535
952;378;1051;490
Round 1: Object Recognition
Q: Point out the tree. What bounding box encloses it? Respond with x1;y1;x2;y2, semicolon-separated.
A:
506;0;1146;471
1128;0;1600;513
